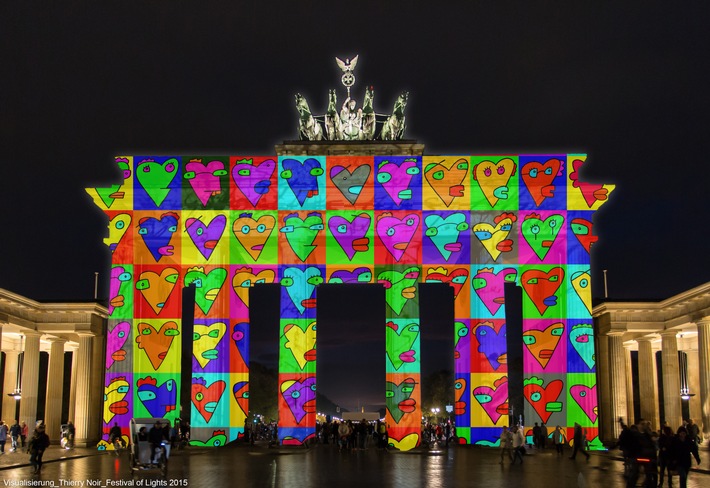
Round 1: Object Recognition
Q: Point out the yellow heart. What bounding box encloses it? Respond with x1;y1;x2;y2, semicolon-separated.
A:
388;433;419;451
193;322;227;368
472;213;516;261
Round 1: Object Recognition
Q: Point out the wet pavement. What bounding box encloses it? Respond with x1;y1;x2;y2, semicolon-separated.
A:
0;443;708;488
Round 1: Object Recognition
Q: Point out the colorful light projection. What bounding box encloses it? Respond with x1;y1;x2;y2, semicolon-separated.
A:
88;153;613;450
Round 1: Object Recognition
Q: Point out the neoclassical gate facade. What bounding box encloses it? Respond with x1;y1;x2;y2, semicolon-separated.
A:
88;146;613;450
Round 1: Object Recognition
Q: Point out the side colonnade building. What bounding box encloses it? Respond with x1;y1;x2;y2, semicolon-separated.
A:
593;280;710;444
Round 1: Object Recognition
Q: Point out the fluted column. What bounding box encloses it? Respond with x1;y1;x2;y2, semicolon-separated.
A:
608;333;628;438
68;345;78;423
2;349;19;421
624;344;635;424
74;333;94;446
660;331;682;430
45;338;66;442
19;332;41;427
637;338;659;430
597;334;612;441
696;319;710;440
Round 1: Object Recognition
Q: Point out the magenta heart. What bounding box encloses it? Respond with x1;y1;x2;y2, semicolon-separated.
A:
570;384;597;423
185;160;226;207
376;212;420;261
472;377;508;424
232;158;276;207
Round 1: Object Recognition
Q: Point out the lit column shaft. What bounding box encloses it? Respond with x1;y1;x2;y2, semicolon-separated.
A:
696;319;710;440
45;338;66;442
19;332;41;427
597;334;612;442
624;344;635;424
660;331;682;430
608;333;627;438
637;338;659;430
74;333;94;446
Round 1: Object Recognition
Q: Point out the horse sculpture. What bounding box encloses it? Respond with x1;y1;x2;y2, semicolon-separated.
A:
380;91;408;141
295;93;323;141
360;86;376;140
325;89;342;141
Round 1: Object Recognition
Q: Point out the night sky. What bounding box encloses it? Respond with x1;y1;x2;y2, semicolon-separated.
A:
2;3;709;410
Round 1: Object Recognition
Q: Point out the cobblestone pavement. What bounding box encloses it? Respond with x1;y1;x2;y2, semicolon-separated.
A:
0;443;708;488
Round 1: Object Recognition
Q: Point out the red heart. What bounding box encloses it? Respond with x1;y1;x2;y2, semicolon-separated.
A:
521;158;562;207
523;377;563;423
521;267;564;316
192;378;226;423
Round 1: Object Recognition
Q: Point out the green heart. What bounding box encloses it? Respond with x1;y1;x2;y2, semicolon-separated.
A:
136;158;178;206
184;267;228;315
521;213;564;261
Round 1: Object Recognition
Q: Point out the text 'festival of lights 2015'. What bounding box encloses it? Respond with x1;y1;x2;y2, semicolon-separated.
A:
88;55;614;451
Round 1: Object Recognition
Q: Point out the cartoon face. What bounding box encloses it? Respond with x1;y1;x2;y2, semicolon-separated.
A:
231;322;249;367
385;321;420;370
281;267;323;315
520;267;564;316
569;159;609;208
472;158;516;207
109;266;132;316
471;267;517;315
424;158;468;207
570;218;597;254
376;158;420;206
281;158;323;206
192;377;226;423
184;159;227;207
106;321;130;369
283;322;317;370
232;213;275;261
377;266;420;316
472;213;516;261
137;376;177;418
571;270;592;314
473;377;508;424
232;267;276;307
232;381;249;418
184;266;228;315
454;377;468;416
386;377;417;424
521;213;564;261
330;163;371;205
523;323;564;369
521;158;562;207
376;212;420;261
232;158;276;207
424;213;469;261
137;212;179;262
189;430;228;448
327;213;371;260
94;158;131;208
424;267;468;300
136;158;178;207
185;215;227;261
136;268;179;315
328;267;372;284
474;322;507;371
523;376;563;423
193;322;227;368
570;384;598;423
281;377;316;424
104;213;131;253
569;324;595;369
279;212;324;262
103;377;129;423
135;321;180;370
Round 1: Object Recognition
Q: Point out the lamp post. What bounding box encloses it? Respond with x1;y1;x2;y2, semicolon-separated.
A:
431;407;440;424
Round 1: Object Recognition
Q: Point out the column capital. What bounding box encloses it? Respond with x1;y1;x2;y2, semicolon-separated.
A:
608;331;625;338
46;337;68;344
695;317;710;328
21;330;42;338
636;336;655;344
660;329;680;338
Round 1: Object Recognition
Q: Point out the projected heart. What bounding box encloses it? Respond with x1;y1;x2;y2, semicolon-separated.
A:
330;163;371;205
378;267;420;316
376;212;420;262
135;320;179;370
281;158;323;206
520;267;564;316
523;376;563;423
185;214;227;261
571;270;592;315
106;321;130;369
376;158;419;206
388;433;419;451
424;213;468;261
232;158;276;207
570;218;597;254
521;213;564;261
185;159;227;207
328;212;371;260
281;377;316;424
184;266;228;315
386;377;417;424
472;158;516;207
232;267;276;307
232;213;276;262
472;213;516;261
137;212;179;263
423;158;468;207
569;323;595;370
193;321;227;368
192;377;226;423
385;321;419;371
136;268;179;315
104;213;131;253
232;381;249;418
521;158;562;207
523;322;564;369
283;322;317;370
281;267;322;315
570;384;598;423
474;322;507;371
136;158;178;207
279;212;323;262
473;377;509;424
569;159;609;208
471;267;517;316
424;267;468;300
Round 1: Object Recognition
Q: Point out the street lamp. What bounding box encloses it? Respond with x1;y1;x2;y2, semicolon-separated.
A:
431;407;440;423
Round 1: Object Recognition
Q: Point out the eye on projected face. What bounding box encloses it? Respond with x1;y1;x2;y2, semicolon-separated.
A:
233;213;275;261
280;212;323;262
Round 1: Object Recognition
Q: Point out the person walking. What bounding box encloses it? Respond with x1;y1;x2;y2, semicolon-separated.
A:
499;425;513;464
20;422;28;448
657;426;674;487
569;422;590;460
511;425;525;464
0;421;7;454
10;420;21;452
552;425;566;455
669;427;701;488
28;423;50;474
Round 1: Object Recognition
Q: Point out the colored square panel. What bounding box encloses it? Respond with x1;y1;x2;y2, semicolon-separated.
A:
229;320;249;373
470;373;509;427
184;264;230;319
104;210;134;263
278;156;326;210
522;319;567;374
518;155;567;210
386;373;421;429
278;373;316;428
385;318;420;374
279;264;324;319
182;211;231;265
103;373;133;426
230;156;278;210
133;210;182;266
422;210;471;265
325;156;375;209
133;264;181;319
280;318;317;374
230;210;278;265
325;210;374;265
108;264;134;320
106;319;133;373
325;264;373;284
374;156;422;210
133;373;180;421
567;265;593;318
567;211;597;264
423;264;470;318
190;373;230;428
470;265;518;319
277;210;327;265
229;264;277;319
455;427;471;444
86;156;135;211
454;322;471;376
567;373;598;427
376;265;420;319
522;373;566;426
470;319;507;373
470;210;519;264
566;155;615;211
192;318;231;373
230;372;250;429
519;265;567;319
133;156;182;211
374;210;422;265
470;156;519;211
387;427;421;451
518;210;567;265
454;373;471;427
567;320;596;373
133;318;181;374
422;156;470;210
181;156;230;210
278;427;316;446
470;427;504;447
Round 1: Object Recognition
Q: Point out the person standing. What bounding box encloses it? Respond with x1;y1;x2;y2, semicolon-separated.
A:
499;426;513;464
0;421;7;454
148;420;165;464
20;421;28;448
569;422;590;460
511;425;525;464
539;423;548;449
10;420;21;452
28;424;50;474
657;426;674;487
552;425;566;455
532;423;541;449
669;427;701;488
